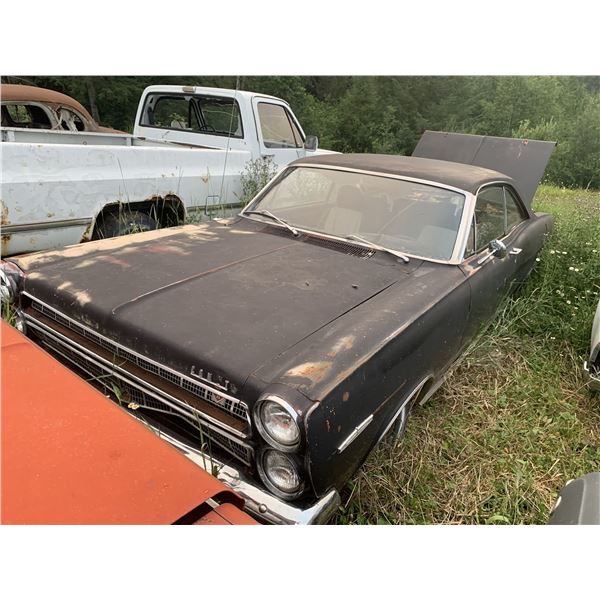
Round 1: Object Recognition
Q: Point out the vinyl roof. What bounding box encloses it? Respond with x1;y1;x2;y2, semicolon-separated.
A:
291;153;514;194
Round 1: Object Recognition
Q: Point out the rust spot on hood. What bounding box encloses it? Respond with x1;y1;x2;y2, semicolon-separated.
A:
284;361;333;384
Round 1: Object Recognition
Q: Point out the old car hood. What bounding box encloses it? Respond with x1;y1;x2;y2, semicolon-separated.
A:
17;219;416;396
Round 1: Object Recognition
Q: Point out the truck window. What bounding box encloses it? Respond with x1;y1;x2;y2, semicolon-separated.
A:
141;93;243;138
257;102;303;149
150;96;200;130
198;97;243;138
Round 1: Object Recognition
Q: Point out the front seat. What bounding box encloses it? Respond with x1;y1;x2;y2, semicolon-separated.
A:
324;185;365;235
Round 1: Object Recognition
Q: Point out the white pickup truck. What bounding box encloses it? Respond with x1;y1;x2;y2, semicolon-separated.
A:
1;84;329;256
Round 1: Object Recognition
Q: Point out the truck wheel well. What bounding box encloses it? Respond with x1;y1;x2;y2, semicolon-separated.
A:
90;195;185;240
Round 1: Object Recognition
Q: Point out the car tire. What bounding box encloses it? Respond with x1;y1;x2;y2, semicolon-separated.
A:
93;210;157;239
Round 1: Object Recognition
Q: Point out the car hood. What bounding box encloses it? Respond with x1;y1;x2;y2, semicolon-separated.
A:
16;219;419;397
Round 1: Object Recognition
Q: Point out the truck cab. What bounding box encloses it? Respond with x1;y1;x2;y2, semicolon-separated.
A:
133;85;326;169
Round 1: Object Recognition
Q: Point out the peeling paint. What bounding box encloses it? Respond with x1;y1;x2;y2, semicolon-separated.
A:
342;391;350;402
326;335;355;358
284;361;332;383
80;221;94;243
74;291;92;306
1;201;9;226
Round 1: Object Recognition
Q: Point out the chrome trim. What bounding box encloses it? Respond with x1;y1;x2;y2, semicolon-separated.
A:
241;164;476;266
26;318;254;466
377;375;431;444
337;414;374;453
25;314;252;450
253;394;302;453
24;292;250;425
509;247;523;255
135;415;340;525
256;447;305;501
1;218;92;233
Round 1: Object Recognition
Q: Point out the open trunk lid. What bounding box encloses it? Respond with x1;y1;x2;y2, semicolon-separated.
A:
413;130;556;207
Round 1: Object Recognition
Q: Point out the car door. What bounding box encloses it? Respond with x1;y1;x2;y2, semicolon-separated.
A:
461;184;531;333
251;98;306;168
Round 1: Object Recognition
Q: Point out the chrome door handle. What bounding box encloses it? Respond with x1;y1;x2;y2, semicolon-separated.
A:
509;247;523;255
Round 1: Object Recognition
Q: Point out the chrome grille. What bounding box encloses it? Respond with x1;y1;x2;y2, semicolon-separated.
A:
30;298;249;423
33;326;253;466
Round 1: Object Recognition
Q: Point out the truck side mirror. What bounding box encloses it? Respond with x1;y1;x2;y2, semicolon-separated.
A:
304;135;319;152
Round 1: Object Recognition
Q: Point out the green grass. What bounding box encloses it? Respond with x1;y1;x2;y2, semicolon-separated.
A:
336;185;600;524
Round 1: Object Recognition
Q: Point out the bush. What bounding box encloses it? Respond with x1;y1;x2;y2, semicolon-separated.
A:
239;156;279;205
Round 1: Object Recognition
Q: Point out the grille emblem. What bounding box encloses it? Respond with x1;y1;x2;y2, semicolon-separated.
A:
190;365;230;392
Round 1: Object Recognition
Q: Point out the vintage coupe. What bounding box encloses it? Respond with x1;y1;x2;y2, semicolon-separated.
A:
0;133;555;524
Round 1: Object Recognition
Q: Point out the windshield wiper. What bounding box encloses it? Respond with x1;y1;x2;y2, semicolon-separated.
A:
345;234;410;263
243;210;299;237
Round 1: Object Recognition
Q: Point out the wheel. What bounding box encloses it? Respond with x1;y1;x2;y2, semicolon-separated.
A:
92;210;157;239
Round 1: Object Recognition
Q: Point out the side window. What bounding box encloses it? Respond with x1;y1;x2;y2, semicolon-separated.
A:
58;108;86;132
474;186;505;250
2;104;53;129
465;217;476;257
257;102;303;148
504;187;526;231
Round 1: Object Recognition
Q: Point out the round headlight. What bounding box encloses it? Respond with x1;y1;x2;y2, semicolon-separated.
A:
259;449;303;498
256;397;300;449
0;261;24;305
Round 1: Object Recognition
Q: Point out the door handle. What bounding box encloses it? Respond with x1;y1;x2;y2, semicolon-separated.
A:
509;247;523;255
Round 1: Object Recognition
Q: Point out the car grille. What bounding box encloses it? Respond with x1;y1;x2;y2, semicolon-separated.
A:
29;298;249;422
24;299;254;467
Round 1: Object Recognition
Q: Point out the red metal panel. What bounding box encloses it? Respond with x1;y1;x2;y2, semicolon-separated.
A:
0;322;255;524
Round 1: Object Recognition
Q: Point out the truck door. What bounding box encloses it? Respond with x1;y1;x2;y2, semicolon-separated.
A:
461;184;532;337
251;98;306;168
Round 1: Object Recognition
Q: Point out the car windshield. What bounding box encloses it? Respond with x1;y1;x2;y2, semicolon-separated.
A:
246;166;467;261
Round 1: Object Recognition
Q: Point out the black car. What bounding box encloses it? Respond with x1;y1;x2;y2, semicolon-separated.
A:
1;132;555;524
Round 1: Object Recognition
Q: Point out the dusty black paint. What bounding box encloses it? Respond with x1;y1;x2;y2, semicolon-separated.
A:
9;155;554;509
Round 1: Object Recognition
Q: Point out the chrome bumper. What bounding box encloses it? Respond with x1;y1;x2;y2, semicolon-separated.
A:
583;361;600;391
135;415;340;525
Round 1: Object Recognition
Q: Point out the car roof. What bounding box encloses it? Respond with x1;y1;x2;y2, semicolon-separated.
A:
291;153;515;194
1;84;94;119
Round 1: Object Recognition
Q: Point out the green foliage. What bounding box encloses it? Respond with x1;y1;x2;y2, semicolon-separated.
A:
239;156;279;205
5;75;599;189
337;185;600;525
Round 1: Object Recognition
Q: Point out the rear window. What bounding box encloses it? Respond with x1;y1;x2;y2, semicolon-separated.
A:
140;93;243;138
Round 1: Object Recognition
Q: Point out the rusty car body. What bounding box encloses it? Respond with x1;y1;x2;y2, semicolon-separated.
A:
0;133;555;524
1;84;121;133
0;321;256;524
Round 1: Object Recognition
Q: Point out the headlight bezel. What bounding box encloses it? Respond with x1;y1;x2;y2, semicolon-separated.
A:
254;394;302;452
257;447;305;500
0;260;24;305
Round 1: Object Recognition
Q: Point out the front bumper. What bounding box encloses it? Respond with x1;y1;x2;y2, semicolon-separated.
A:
583;361;600;391
135;414;340;525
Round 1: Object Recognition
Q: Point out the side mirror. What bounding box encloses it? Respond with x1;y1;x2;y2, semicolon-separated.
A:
477;239;508;266
304;135;319;152
489;239;508;259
